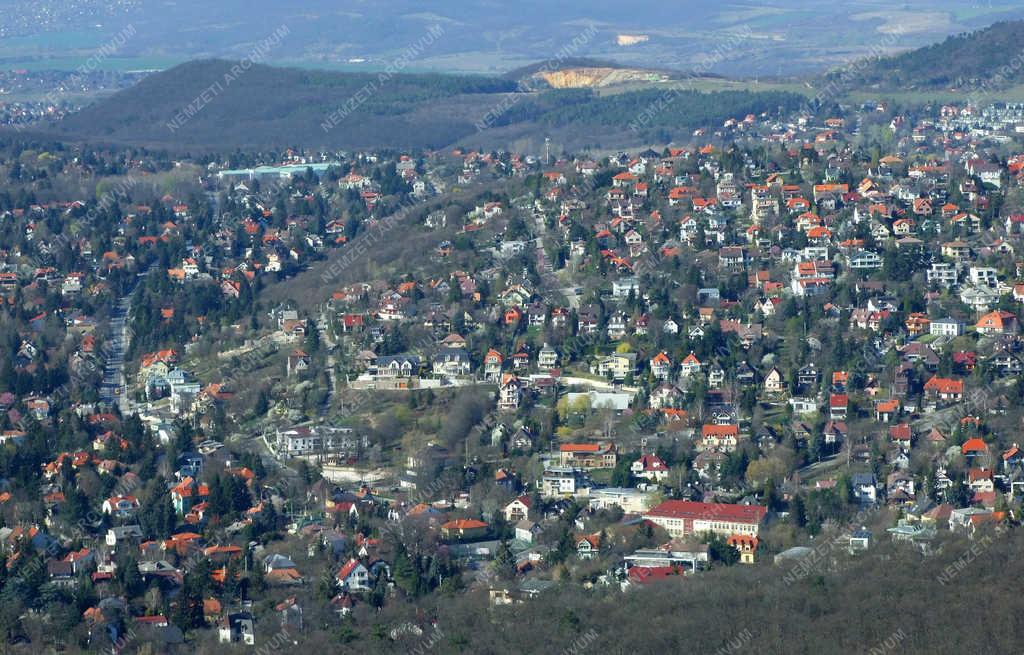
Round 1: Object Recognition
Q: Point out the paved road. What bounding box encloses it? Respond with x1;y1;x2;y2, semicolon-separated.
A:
99;295;131;414
317;309;337;417
530;205;562;293
100;264;158;415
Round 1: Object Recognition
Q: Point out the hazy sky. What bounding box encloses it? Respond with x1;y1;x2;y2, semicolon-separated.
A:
3;1;1024;76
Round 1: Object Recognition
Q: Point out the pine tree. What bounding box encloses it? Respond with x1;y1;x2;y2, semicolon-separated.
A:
493;540;516;580
122;557;143;597
304;321;320;353
706;534;740;566
231;476;252;513
250;560;266;592
208;473;228;516
172;576;203;630
392;545;419;596
254;389;269;417
146;491;177;539
223;556;241;599
791;494;807;528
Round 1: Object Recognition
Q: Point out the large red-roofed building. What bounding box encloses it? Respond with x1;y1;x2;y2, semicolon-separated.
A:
643;500;767;538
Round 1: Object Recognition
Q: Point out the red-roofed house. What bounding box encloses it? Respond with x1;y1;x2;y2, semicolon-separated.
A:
649;352;672;380
631;454;670;482
503;495;532;522
336;558;370;591
1002;444;1024;471
961;438;988;460
975;310;1018;335
441;519;489;541
875;399;900;422
698;424;739;452
171;477;209;514
102;495;140;518
559;442;617;469
727;534;759;564
923;376;964;404
889;423;912;447
627;565;687;586
829;393;848;420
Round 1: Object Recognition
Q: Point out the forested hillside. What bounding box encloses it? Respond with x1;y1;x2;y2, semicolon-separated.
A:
820;20;1024;91
48;60;803;151
261;530;1021;655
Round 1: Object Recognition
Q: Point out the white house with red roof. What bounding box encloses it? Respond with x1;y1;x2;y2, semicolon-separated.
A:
975;310;1019;335
170;477;209;515
829;393;848;420
102;495;140;518
679;352;702;377
484;349;504;382
336;558;371;591
698;424;739;453
649;352;672;380
631;454;669;482
498;374;521;411
503;495;532;522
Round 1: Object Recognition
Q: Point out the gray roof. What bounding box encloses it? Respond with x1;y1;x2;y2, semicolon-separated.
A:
432;348;471;363
851;472;876;485
263;553;297;570
774;546;814;562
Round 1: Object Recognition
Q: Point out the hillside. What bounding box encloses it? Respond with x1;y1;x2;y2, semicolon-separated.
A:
233;531;1024;654
46;59;803;151
819;19;1024;92
50;59;520;151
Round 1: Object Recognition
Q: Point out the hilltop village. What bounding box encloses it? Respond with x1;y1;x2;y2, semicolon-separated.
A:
0;97;1023;650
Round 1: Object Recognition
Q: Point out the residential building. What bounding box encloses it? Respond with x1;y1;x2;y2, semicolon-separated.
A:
643;500;767;538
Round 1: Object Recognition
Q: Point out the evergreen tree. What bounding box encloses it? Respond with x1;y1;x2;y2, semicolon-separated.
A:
706;534;740;566
250;560;266;593
493;540;517;580
392;545;419;596
790;494;807;528
172;575;204;631
304;320;320;353
208;473;228;516
230;476;252;513
254;389;269;417
223;556;241;600
122;557;143;597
